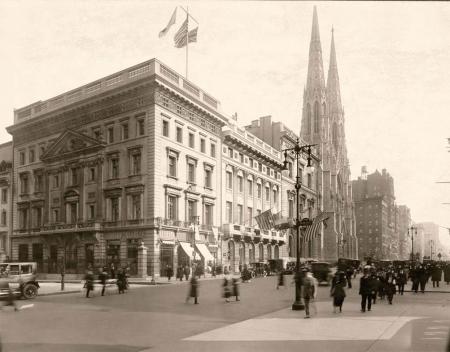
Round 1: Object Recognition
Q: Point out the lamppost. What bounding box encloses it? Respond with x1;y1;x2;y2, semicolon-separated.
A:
408;226;417;262
191;215;200;267
429;240;434;260
282;139;316;311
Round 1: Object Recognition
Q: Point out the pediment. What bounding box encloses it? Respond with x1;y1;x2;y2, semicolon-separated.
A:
41;129;105;162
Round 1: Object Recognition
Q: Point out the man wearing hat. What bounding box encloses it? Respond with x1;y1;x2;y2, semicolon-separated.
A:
302;267;318;318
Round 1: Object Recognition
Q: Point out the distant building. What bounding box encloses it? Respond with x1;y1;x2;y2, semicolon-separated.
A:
352;168;398;260
0;141;12;261
397;205;411;260
416;222;441;260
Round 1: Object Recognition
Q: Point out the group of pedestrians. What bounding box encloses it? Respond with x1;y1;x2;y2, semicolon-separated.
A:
83;265;129;298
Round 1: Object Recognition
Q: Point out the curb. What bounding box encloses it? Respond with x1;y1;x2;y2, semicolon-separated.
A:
38;290;81;296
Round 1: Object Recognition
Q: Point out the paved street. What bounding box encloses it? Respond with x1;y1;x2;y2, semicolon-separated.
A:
1;275;450;352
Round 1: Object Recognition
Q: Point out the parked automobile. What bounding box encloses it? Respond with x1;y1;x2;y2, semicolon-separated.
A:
0;262;40;299
311;261;333;286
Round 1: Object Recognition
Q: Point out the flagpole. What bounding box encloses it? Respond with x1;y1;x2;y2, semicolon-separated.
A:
186;6;189;79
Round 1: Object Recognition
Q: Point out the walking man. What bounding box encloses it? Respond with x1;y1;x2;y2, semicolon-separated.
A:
186;275;199;304
98;267;108;296
84;270;95;298
302;268;317;319
359;268;372;312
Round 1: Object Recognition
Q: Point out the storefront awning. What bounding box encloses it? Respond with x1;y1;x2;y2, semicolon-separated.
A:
179;242;194;259
195;243;214;263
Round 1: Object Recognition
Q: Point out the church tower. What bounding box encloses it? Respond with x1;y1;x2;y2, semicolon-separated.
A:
300;7;356;261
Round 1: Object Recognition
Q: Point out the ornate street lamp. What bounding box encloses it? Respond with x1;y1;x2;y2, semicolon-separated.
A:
191;215;200;266
282;139;316;311
408;226;417;262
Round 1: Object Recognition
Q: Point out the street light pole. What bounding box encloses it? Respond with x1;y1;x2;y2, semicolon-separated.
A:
409;226;417;262
282;139;316;311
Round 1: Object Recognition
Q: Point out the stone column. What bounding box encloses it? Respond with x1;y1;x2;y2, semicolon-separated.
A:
137;241;148;278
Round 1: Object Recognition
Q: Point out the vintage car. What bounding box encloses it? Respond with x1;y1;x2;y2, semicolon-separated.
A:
311;261;333;286
0;262;40;300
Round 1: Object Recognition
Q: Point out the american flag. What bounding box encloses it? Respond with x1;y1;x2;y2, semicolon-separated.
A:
255;209;275;231
174;19;198;48
302;212;329;243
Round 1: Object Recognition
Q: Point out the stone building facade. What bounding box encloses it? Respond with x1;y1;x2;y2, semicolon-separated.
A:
7;59;227;277
299;7;356;260
397;205;411;260
0;141;13;261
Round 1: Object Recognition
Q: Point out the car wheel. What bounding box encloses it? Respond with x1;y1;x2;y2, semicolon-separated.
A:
22;283;38;299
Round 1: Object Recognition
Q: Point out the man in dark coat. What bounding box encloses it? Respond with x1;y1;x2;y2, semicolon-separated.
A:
444;263;450;285
184;265;191;281
232;278;240;301
98;267;108;296
418;265;428;293
359;268;373;312
84;270;95;298
431;265;442;288
166;265;173;281
186;275;199;304
345;267;354;289
396;269;407;295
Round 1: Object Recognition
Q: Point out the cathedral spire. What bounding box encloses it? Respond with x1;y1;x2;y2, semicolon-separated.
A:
305;6;325;91
327;27;342;114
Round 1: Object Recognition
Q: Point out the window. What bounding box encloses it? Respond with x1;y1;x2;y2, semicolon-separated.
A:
228;148;233;158
204;204;213;225
189;133;195;148
247;207;253;226
107;126;114;143
239;153;244;163
273;189;277;204
226;171;233;189
187;161;196;183
258;163;262;172
39;145;46;157
298;168;303;183
53;174;60;188
89;168;96;182
226;201;233;223
34;174;43;192
131;152;141;175
1;189;7;203
29;149;35;163
92;128;102;141
249;158;254;168
204;168;212;188
247;180;253;196
237;175;243;193
162;120;169;137
1;210;6;226
187;200;197;221
288;198;294;218
52;209;60;223
19;208;28;229
288;162;293;178
71;168;78;185
110;198;119;222
266;167;271;176
19;151;25;165
131;194;141;219
20;174;29;194
69;203;78;224
137;118;145;136
210;143;216;158
265;186;270;202
110;158;119;179
167;195;177;220
121;123;129;140
88;204;95;220
307;174;312;188
33;207;42;227
237;204;243;225
257;183;262;198
18;244;29;262
168;155;177;177
176;126;183;143
200;138;205;153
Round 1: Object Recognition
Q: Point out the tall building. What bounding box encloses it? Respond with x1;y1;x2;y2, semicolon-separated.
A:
245;115;321;260
397;205;411;260
7;59;227;278
0;141;13;261
417;222;441;260
300;7;356;260
353;168;398;260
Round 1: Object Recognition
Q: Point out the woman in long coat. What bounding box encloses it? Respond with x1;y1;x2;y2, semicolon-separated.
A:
223;277;231;303
331;272;347;313
186;275;199;304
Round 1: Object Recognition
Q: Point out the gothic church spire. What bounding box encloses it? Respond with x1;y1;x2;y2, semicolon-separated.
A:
327;27;342;114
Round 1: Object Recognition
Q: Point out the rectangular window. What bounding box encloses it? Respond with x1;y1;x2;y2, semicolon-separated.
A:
247;207;253;226
167;195;177;220
53;174;60;188
162;120;169;137
200;138;206;153
19;151;25;166
210;143;216;158
249;158;254;168
71;168;78;185
89;168;96;182
257;184;262;199
131;153;141;175
247;180;253;196
189;133;195;148
168;155;177;177
131;194;141;219
226;201;233;223
204;204;213;225
121;123;129;140
53;209;60;223
288;199;294;218
93;128;102;141
1;211;6;226
239;153;244;163
110;158;119;179
204;169;212;188
237;204;243;225
288;162;293;178
273;189;277;204
20;174;29;194
34;174;43;192
1;189;7;203
33;207;42;227
176;126;183;143
88;204;95;220
187;162;196;183
19;208;28;229
238;176;243;193
111;198;119;222
137;119;145;136
29;149;35;163
70;203;78;224
228;148;233;158
18;244;29;261
226;171;233;189
187;200;196;221
108;126;114;143
307;174;312;188
265;187;270;202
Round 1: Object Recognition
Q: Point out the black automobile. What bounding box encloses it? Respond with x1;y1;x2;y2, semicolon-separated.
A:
0;262;40;300
311;261;332;286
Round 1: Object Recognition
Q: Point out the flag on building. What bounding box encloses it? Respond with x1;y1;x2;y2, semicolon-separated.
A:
255;210;275;231
159;7;177;38
303;212;329;243
174;21;199;48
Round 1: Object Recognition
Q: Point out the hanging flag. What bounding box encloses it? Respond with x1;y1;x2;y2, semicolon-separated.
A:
174;26;199;48
303;212;329;243
174;18;188;47
255;210;275;231
159;7;177;38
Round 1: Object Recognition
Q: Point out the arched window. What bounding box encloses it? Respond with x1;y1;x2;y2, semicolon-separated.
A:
306;103;312;134
267;244;272;260
274;245;279;259
314;101;320;133
333;122;338;150
259;243;264;261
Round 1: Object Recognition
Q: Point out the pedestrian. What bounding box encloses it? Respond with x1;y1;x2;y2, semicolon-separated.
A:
223;276;231;303
117;269;126;294
359;268;372;312
345;266;354;289
98;267;108;296
432;265;442;288
84;270;94;298
370;272;379;305
410;266;419;293
444;263;450;285
396;269;407;295
177;265;183;281
302;268;317;319
0;280;18;311
166;265;173;281
232;278;240;301
418;265;428;293
110;263;116;279
186;275;199;304
331;271;347;313
184;265;191;281
385;276;396;304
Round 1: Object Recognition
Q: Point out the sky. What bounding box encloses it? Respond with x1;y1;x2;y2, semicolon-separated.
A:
1;1;450;249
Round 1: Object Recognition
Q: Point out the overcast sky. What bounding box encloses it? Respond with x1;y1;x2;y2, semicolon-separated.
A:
1;1;450;248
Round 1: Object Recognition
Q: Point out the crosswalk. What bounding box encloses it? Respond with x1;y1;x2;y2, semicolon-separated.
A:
421;320;449;341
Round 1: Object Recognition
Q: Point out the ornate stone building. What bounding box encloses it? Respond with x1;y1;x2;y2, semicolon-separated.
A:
300;7;356;260
0;141;13;261
7;59;227;277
